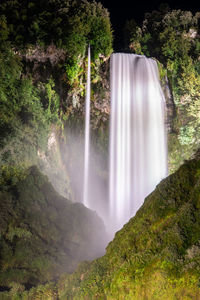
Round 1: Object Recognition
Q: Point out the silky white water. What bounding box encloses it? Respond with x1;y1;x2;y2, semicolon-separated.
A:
109;53;168;232
83;45;91;207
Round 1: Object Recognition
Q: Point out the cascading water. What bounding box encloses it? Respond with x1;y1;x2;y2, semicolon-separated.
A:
83;45;91;208
109;53;168;232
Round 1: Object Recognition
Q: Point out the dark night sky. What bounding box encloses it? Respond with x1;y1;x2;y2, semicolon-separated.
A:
96;0;200;50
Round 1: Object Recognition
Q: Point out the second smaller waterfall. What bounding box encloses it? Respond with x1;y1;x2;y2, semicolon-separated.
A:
83;45;91;207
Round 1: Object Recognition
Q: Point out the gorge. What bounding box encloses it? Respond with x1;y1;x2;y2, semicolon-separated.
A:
0;1;199;299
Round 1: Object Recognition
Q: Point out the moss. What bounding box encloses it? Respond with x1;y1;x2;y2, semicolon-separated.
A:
0;166;107;291
30;150;200;300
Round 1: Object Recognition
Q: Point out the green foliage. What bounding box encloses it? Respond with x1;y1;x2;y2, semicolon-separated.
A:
9;151;200;299
0;165;27;188
65;59;82;85
0;46;43;165
178;125;196;145
123;19;143;53
0;15;9;42
0;0;110;297
0;0;113;86
45;78;60;122
64;1;112;84
124;8;200;171
0;166;106;291
0;0;113;136
6;226;32;242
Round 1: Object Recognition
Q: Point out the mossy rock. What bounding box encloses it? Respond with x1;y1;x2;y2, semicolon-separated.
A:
2;152;200;298
0;166;107;290
32;149;200;300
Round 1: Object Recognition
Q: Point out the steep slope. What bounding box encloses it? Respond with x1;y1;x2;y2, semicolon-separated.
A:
0;166;107;290
56;150;200;299
2;151;200;299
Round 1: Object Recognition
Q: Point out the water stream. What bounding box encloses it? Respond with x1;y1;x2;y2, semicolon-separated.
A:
83;45;91;207
109;53;168;232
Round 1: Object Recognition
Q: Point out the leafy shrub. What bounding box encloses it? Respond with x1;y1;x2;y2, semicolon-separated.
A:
0;166;107;290
0;0;113;84
124;7;200;171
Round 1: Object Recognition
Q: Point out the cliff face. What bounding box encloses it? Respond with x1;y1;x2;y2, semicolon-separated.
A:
0;0;113;205
0;166;107;290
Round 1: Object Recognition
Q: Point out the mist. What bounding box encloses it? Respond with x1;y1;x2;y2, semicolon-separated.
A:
59;125;111;250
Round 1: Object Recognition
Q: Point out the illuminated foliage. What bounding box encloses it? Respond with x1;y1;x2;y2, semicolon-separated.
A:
2;151;200;299
0;0;113;84
124;8;200;171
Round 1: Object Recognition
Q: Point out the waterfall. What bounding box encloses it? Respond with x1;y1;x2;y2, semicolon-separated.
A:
109;53;168;232
83;45;91;207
